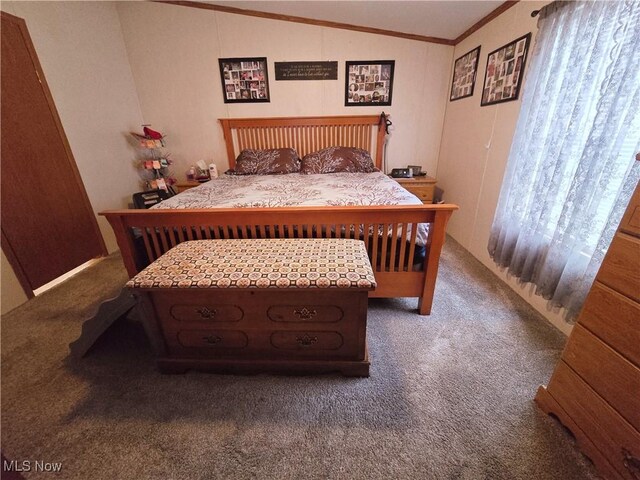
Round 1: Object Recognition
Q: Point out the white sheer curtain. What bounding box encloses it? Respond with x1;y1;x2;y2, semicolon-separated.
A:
488;0;640;321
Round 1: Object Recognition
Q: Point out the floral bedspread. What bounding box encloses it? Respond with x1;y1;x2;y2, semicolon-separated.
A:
153;171;428;244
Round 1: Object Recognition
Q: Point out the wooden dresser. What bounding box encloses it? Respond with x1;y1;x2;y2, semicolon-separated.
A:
393;175;437;203
535;180;640;480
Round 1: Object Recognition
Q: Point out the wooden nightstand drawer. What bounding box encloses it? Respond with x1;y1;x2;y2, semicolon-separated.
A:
174;181;201;193
408;185;434;202
392;175;437;204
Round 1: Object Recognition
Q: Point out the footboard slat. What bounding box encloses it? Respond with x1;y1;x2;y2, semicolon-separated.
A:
398;223;408;272
380;224;389;271
389;223;398;273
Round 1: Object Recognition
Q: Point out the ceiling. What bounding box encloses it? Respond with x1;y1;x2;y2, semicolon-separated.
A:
208;1;506;41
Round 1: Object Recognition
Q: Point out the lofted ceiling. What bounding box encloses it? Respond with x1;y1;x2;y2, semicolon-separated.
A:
207;1;507;41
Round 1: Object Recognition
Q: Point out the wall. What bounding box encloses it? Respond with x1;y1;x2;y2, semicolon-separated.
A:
1;1;144;314
116;2;453;178
437;1;572;334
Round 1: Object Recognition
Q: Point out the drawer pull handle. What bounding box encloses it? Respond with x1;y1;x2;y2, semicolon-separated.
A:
197;307;217;319
296;334;318;347
293;307;317;320
622;448;640;477
202;334;222;345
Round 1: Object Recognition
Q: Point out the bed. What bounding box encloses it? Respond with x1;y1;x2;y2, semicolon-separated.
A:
101;114;458;315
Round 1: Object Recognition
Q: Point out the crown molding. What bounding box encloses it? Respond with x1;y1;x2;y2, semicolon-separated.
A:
154;1;519;47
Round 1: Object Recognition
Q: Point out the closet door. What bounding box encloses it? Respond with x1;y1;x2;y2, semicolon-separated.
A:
1;12;106;295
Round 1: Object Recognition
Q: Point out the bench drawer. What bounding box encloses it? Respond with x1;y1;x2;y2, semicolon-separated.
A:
176;329;248;349
270;331;344;352
267;305;343;323
170;304;244;323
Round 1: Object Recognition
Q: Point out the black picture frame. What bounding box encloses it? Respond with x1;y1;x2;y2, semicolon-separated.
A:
345;60;394;106
480;33;531;106
218;57;270;103
450;46;481;101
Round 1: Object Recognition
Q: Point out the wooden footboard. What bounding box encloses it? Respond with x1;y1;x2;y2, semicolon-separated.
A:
100;204;457;315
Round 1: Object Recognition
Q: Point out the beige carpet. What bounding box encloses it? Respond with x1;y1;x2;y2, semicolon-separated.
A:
1;238;597;479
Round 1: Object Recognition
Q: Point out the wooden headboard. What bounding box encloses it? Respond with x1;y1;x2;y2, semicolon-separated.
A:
219;114;389;170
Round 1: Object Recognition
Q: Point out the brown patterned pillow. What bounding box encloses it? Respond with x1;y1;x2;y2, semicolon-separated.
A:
234;148;300;175
300;147;376;174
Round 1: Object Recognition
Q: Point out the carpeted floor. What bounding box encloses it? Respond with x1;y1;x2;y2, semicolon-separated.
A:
1;237;597;480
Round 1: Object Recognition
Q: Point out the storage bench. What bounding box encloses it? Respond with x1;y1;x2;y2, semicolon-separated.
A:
127;238;377;376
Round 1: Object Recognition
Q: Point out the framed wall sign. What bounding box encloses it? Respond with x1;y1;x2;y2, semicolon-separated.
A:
450;46;481;101
481;33;532;106
345;60;394;106
275;61;338;80
218;57;270;103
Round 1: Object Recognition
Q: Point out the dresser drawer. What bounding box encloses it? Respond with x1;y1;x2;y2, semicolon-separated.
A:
597;233;640;302
563;325;640;431
169;304;244;323
270;331;344;352
267;305;343;323
619;186;640;238
406;185;434;203
173;329;249;351
579;283;640;367
546;361;640;480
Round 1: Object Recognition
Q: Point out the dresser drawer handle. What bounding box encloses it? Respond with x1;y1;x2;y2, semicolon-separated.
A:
196;307;217;319
622;448;640;477
296;334;318;347
293;308;317;320
202;334;222;345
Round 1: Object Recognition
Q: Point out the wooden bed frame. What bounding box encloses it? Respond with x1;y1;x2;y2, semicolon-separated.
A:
101;114;458;315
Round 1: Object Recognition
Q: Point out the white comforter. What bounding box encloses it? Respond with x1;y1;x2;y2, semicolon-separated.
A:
153;171;428;244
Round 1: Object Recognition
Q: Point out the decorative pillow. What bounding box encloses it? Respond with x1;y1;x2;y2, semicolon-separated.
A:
234;148;300;175
300;147;376;174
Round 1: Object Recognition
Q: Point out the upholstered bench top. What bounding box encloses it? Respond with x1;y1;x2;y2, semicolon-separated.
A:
127;238;376;290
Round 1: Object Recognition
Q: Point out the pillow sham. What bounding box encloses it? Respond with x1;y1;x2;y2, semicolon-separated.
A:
300;146;376;174
234;148;300;175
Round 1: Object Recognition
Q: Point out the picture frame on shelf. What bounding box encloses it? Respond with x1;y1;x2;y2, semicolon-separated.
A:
450;45;481;101
218;57;270;103
345;60;394;106
481;33;532;106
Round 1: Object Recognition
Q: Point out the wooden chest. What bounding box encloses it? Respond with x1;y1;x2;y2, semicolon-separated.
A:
128;238;376;376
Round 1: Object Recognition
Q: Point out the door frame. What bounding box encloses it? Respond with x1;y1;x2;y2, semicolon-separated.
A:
1;11;107;297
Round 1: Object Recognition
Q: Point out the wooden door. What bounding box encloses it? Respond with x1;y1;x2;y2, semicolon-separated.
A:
1;12;106;295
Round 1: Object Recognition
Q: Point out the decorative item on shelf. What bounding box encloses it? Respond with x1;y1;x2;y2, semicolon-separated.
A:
131;125;176;194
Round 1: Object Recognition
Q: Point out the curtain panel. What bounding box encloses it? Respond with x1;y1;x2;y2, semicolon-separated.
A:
488;0;640;321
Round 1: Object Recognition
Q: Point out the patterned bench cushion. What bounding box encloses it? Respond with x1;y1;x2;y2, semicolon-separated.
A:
127;238;376;290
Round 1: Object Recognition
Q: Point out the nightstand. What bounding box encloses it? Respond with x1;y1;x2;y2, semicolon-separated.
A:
173;181;201;193
392;175;437;203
